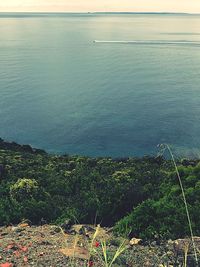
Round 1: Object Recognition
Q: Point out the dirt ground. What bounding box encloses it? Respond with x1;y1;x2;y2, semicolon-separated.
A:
0;224;199;267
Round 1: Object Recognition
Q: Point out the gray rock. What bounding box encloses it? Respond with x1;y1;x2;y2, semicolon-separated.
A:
60;219;72;232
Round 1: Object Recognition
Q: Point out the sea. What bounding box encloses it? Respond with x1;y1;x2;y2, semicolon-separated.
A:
0;13;200;157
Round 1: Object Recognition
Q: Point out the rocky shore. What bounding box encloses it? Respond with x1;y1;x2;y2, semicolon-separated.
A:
0;223;199;267
0;138;46;155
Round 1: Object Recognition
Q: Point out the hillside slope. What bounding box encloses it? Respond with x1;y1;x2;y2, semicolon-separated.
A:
0;138;200;240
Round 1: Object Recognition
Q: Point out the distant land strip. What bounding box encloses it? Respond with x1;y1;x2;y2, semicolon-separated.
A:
93;40;200;46
0;12;200;16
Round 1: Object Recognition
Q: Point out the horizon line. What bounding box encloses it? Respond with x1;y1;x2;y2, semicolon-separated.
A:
0;11;200;15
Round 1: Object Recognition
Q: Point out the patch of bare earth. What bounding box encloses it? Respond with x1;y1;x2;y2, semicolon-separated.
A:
0;224;200;266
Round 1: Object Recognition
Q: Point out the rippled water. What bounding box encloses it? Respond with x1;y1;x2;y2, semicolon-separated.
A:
0;13;200;157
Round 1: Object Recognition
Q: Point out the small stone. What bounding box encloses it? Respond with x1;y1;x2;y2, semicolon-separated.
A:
18;223;29;228
0;263;13;267
23;256;28;263
60;220;72;232
129;238;142;246
39;252;44;256
51;226;61;234
78;225;95;235
65;228;76;235
151;241;157;247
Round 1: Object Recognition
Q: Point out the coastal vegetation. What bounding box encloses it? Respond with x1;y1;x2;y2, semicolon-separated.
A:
0;138;200;240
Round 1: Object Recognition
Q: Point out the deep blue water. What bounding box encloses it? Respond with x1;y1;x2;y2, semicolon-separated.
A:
0;13;200;157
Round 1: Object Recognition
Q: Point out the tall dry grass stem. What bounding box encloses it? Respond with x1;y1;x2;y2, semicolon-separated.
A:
101;239;127;267
183;243;189;267
159;144;198;265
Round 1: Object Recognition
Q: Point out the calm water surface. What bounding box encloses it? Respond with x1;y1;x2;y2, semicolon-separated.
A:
0;13;200;157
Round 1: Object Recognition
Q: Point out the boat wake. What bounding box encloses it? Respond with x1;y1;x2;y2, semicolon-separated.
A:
93;40;200;46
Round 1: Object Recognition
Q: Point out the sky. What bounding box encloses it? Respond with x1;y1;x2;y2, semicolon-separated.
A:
0;0;200;13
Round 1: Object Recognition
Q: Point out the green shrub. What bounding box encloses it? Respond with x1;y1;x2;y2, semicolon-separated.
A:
114;199;157;239
1;141;200;240
10;178;39;202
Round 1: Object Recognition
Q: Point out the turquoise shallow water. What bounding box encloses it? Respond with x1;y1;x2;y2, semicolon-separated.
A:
0;13;200;157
